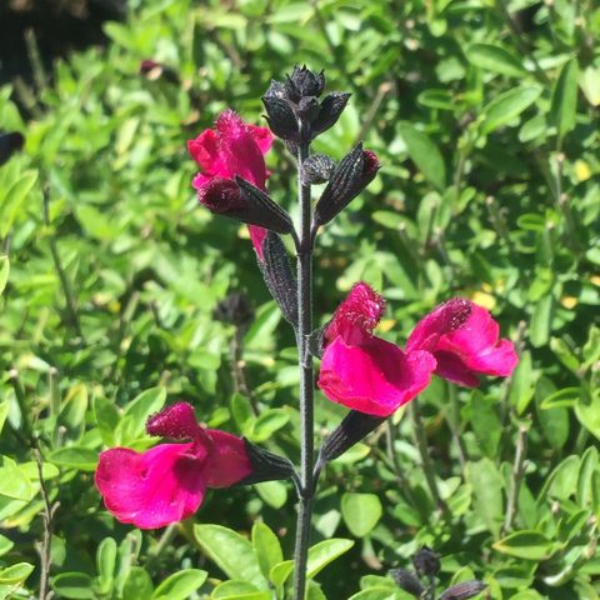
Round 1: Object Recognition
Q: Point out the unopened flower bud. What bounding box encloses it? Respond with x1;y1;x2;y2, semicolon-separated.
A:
198;178;245;213
311;92;351;136
320;410;386;462
238;438;296;485
303;154;337;185
412;546;441;578
439;580;487;600
297;96;321;122
198;175;294;236
262;96;300;142
258;233;298;326
287;65;326;99
314;145;380;227
388;569;425;598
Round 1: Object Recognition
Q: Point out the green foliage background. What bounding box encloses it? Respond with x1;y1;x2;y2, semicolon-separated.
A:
0;0;599;598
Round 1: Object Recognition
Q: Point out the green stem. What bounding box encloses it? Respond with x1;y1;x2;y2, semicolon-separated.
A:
503;425;528;533
293;140;315;600
411;397;447;514
43;187;86;343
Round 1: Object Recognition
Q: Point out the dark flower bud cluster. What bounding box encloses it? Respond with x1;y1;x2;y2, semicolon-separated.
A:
262;65;350;144
389;547;486;600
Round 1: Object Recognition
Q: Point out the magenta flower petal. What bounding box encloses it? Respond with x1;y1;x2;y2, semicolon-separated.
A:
325;282;386;345
247;124;274;155
146;402;205;441
319;335;436;417
202;430;253;488
407;299;518;385
187;129;228;177
432;351;480;387
188;111;274;259
405;298;472;353
215;110;271;189
95;444;207;529
248;225;268;260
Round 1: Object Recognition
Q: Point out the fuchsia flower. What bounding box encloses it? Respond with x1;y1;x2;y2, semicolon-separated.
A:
95;402;252;529
406;299;519;387
318;283;518;417
188;111;273;259
318;283;437;417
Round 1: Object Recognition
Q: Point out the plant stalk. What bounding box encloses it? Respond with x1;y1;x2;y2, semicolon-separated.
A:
411;397;447;514
293;140;315;600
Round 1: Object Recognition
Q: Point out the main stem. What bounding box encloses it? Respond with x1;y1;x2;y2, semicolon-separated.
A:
293;140;314;600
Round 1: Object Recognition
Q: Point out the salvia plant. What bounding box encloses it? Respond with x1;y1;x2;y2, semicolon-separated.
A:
94;66;518;599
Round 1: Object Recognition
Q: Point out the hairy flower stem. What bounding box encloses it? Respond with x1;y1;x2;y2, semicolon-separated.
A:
293;140;315;600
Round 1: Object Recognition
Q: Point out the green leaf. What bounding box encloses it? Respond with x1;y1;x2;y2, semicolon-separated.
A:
535;378;569;449
212;580;270;599
575;393;600;441
493;531;556;560
550;58;579;143
468;458;504;536
470;390;502;456
397;123;446;191
481;86;541;133
580;66;600;107
577;447;598;508
0;535;14;558
545;455;580;500
540;387;580;409
509;350;536;414
250;409;289;442
74;205;119;242
51;573;95;599
194;524;264;586
341;493;383;538
152;569;208;600
252;521;283;581
0;562;34;585
306;538;355;579
94;395;120;446
349;590;404;600
0;459;33;501
123;386;167;438
255;481;287;509
231;393;254;435
269;560;294;588
49;446;98;471
0;401;8;437
123;567;154;599
530;294;554;348
0;256;9;296
0;170;38;237
417;89;457;111
96;537;117;594
465;43;527;77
